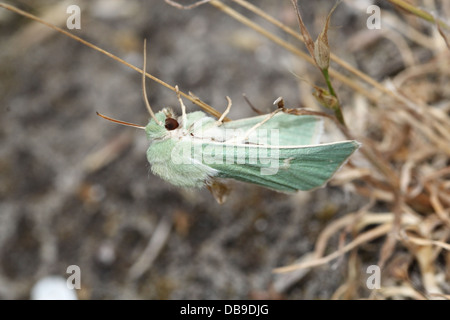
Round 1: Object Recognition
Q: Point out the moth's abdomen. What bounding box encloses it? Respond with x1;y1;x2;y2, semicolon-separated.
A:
146;139;217;188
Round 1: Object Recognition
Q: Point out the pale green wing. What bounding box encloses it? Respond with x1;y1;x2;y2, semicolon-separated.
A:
222;113;323;146
195;140;360;192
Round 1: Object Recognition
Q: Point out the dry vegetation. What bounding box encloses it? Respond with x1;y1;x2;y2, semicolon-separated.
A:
0;0;449;299
223;0;450;299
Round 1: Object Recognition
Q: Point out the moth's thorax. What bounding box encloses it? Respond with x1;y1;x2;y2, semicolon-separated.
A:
145;109;219;188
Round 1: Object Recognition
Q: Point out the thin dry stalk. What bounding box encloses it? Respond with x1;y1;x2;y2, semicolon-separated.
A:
0;2;225;120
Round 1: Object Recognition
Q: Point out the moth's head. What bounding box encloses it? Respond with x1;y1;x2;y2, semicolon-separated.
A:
145;108;180;139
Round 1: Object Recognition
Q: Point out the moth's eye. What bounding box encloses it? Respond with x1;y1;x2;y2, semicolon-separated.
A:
165;117;179;131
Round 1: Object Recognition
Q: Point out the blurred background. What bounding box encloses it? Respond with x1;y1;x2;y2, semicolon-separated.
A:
0;0;448;299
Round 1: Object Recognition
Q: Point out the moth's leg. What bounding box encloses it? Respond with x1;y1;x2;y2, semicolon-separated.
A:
206;178;231;204
215;96;232;126
232;108;282;143
175;85;188;130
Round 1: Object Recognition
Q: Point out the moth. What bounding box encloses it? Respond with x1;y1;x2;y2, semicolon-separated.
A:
97;41;360;203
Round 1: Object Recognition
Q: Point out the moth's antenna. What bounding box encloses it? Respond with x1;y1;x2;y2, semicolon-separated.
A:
96;112;146;130
142;39;162;125
242;94;263;115
175;85;188;129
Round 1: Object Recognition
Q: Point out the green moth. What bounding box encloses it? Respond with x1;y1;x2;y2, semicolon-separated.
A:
145;107;359;192
97;41;360;201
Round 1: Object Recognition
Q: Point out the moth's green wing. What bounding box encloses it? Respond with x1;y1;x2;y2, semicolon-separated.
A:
222;114;323;146
199;140;360;192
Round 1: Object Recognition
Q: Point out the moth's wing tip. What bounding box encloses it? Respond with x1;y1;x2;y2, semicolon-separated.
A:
351;140;362;150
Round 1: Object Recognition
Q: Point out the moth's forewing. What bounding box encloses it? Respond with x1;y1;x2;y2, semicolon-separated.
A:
222;113;323;146
198;140;360;192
